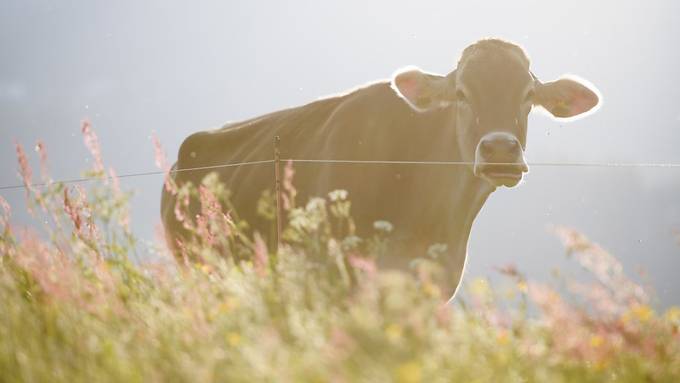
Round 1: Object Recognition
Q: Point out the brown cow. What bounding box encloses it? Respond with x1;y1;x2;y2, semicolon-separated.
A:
161;38;600;299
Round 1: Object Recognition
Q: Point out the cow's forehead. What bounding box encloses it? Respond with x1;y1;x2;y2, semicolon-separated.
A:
455;40;532;91
456;52;533;95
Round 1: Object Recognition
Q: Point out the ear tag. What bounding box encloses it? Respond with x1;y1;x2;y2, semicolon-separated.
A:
552;100;571;116
415;96;432;109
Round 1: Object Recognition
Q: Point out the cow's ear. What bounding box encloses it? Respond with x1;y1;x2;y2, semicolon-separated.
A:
534;76;601;120
391;67;454;112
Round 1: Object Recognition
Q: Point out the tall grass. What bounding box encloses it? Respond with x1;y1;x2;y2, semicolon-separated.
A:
1;122;678;382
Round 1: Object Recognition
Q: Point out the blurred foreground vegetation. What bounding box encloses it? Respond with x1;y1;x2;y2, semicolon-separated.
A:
1;123;678;382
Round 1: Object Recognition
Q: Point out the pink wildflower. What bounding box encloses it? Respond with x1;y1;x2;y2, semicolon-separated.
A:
348;253;376;277
15;142;36;206
81;119;105;175
194;185;232;245
175;238;190;267
195;185;220;245
108;168;130;229
174;192;191;230
554;226;649;306
34;140;50;182
154;223;170;254
63;187;83;234
14;230;71;302
528;282;572;321
327;327;356;361
65;185;102;253
282;160;297;210
199;185;221;220
567;280;621;318
253;232;268;277
152;133;177;194
0;195;10;221
195;214;214;246
0;195;11;237
435;304;452;327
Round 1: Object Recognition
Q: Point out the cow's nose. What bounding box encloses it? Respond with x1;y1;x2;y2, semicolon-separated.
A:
479;133;521;162
474;132;528;187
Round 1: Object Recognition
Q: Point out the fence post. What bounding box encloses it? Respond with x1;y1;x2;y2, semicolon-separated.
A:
274;135;283;252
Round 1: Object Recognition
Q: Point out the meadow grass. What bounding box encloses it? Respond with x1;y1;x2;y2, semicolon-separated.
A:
0;123;678;382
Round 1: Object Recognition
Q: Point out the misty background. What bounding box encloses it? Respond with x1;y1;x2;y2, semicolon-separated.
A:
1;1;679;306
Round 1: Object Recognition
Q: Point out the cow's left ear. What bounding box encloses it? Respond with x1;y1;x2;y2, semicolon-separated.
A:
391;67;454;112
534;76;601;120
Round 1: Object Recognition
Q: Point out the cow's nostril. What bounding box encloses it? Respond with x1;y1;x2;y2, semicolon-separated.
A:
480;140;494;157
480;138;520;158
508;140;521;154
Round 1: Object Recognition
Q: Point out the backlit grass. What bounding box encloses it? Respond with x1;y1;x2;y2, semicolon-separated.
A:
1;123;678;382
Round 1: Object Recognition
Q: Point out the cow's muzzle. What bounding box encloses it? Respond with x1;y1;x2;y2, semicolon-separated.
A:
473;132;529;188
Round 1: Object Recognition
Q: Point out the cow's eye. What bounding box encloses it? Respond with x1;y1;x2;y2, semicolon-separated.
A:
456;90;468;103
524;90;535;104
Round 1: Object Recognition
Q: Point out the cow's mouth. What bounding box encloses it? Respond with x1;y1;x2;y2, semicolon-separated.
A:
483;171;523;187
474;164;527;188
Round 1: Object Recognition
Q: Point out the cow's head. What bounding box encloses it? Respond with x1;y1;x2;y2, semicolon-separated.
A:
391;39;600;188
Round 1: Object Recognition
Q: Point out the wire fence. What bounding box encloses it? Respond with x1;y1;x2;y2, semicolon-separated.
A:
2;158;680;192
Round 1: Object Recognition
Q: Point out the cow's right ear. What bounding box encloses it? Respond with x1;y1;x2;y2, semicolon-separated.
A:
391;67;455;112
534;76;601;121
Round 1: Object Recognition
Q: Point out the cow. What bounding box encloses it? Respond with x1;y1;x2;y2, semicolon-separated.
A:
161;38;600;299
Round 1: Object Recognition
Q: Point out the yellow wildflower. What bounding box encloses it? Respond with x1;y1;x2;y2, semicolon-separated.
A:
497;330;509;345
219;297;240;313
590;335;603;348
631;304;654;323
226;332;241;347
664;306;680;323
469;278;491;298
422;282;440;298
385;323;403;342
517;280;528;293
395;361;421;383
593;360;609;371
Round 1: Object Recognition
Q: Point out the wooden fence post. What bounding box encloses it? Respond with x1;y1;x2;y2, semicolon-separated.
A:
274;135;283;252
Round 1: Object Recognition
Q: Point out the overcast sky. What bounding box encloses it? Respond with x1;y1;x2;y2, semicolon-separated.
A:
1;0;679;306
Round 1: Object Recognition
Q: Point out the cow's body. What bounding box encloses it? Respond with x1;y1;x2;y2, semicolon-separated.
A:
161;39;600;298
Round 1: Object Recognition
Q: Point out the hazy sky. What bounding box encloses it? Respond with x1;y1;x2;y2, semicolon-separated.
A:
2;1;679;305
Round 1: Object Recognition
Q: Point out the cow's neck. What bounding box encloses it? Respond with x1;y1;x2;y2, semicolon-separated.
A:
420;111;496;295
420;107;495;244
392;106;496;249
449;168;495;251
428;168;493;298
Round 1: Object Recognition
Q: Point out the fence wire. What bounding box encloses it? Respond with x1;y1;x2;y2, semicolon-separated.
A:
1;158;680;192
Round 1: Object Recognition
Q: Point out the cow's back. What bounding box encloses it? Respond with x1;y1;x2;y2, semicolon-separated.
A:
161;83;397;247
161;81;474;271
